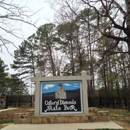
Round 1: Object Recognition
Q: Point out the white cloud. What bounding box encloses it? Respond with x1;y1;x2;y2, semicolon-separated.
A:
74;85;79;88
74;83;79;88
63;83;71;86
43;84;55;89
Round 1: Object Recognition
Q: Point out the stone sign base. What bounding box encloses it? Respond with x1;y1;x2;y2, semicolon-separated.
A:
14;107;110;124
0;97;7;109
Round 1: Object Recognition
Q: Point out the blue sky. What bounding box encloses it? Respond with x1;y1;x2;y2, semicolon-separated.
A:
41;81;81;94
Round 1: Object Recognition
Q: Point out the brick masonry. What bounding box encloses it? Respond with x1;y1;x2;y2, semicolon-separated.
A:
14;107;110;124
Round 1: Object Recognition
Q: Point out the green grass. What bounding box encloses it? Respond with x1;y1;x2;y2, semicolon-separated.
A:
98;108;130;116
19;105;32;108
0;119;13;124
95;129;115;130
78;128;115;130
98;108;130;125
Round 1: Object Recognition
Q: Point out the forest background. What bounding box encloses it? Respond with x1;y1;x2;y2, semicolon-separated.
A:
0;0;130;110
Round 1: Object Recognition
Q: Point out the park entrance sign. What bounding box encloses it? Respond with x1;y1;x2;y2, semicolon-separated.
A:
41;81;82;114
31;71;91;115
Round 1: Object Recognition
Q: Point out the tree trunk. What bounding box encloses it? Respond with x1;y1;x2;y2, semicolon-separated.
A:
70;40;75;75
125;0;130;55
49;46;56;76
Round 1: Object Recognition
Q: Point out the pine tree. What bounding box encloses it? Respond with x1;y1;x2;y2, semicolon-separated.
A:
0;58;8;96
6;74;29;95
11;38;36;82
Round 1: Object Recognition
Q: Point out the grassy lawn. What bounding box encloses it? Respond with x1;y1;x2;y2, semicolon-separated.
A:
98;108;130;122
98;108;130;129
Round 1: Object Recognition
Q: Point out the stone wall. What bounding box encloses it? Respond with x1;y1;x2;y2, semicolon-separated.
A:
14;107;110;124
0;97;6;109
14;109;34;124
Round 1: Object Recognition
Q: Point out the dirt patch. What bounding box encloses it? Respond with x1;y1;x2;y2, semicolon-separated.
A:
0;123;12;129
111;113;130;129
114;121;130;130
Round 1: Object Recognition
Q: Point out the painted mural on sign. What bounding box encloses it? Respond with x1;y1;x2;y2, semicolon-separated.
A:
41;81;83;114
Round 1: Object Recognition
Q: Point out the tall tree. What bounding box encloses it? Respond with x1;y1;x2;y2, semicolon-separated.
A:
77;0;130;56
11;37;36;82
6;74;29;95
0;58;8;96
81;0;130;109
76;8;98;97
50;0;130;110
35;23;61;76
57;21;79;75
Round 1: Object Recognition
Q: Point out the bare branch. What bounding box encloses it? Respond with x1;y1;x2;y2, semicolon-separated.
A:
0;26;21;38
0;0;38;53
0;35;18;49
29;7;44;17
113;0;126;15
7;17;37;28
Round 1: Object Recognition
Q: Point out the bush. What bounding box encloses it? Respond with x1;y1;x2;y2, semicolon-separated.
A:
0;119;13;124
